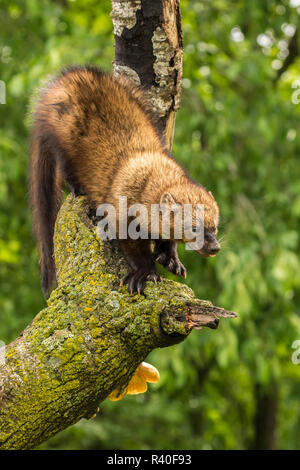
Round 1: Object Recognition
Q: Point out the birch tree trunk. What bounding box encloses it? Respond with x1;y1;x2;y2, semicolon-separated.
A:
111;0;183;147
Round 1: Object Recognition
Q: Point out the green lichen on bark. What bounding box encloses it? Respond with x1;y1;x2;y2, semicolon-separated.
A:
0;195;236;450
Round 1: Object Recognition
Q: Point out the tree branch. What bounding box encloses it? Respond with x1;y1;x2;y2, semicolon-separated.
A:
0;195;236;450
275;29;298;82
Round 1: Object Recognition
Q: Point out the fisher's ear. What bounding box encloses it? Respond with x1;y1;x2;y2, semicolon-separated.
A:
159;193;180;214
160;193;176;206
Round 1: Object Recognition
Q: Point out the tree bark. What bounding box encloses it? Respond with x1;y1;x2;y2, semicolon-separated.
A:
111;0;183;147
0;195;236;449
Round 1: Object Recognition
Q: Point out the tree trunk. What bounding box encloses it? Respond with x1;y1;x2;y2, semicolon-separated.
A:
0;196;236;449
252;382;278;450
111;0;183;147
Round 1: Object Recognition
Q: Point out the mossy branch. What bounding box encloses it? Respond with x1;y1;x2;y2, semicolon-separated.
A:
0;195;236;449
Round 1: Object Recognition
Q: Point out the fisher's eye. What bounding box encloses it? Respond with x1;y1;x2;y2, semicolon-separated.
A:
191;225;200;233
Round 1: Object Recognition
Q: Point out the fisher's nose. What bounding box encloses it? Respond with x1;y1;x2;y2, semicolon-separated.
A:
208;241;221;255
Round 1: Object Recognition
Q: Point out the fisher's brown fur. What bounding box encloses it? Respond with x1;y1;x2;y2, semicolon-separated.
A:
29;65;220;295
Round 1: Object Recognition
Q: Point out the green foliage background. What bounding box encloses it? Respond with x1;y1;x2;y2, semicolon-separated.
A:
0;0;299;450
